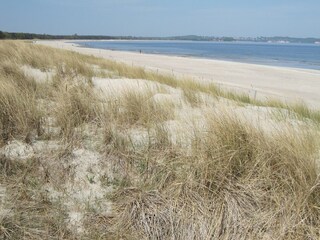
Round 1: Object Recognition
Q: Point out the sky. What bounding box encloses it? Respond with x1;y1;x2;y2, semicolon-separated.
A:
1;0;319;38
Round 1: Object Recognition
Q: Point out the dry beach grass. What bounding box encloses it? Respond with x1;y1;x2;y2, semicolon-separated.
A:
0;40;319;239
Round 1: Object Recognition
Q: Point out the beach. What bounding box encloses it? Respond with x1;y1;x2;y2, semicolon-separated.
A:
3;0;320;237
39;40;320;108
1;40;320;239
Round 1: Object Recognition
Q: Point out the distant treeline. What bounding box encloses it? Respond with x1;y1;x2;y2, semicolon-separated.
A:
0;31;130;40
0;31;236;41
0;31;319;44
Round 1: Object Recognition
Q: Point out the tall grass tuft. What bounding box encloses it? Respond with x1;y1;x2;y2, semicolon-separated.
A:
55;83;100;140
0;156;71;239
0;79;42;143
104;89;175;127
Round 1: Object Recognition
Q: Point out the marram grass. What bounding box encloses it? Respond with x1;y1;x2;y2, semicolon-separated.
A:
0;40;319;239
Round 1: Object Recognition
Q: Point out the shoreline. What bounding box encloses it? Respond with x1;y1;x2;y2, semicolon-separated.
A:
38;40;320;108
41;39;320;73
74;40;320;71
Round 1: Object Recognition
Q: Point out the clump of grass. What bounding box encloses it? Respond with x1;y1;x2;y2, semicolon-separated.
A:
118;90;152;126
103;123;131;155
53;58;94;87
0;41;96;85
200;112;259;179
105;89;175;127
0;156;71;239
150;124;174;151
0;61;39;94
55;83;100;140
264;99;320;124
182;88;203;107
0;79;42;143
289;102;320;122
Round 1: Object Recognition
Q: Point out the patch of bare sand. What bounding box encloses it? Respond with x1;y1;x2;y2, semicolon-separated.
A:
43;148;113;234
21;65;54;82
93;77;175;95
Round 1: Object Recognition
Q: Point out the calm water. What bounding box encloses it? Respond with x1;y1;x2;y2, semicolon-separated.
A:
77;40;320;70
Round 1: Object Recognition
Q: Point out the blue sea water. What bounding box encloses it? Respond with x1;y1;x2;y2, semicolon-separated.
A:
76;40;320;70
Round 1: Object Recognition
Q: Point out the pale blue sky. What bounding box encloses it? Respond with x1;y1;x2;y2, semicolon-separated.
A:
1;0;319;37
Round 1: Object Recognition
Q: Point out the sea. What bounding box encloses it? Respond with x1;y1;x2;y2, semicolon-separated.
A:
76;40;320;70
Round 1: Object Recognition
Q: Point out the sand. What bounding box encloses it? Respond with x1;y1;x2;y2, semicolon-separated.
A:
38;40;320;108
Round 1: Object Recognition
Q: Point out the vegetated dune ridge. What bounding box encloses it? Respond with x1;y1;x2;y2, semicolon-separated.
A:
0;40;319;239
39;40;320;108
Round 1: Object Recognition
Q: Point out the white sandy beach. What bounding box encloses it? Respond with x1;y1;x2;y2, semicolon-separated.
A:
38;40;320;108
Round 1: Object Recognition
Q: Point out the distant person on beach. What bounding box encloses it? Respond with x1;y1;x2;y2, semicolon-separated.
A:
140;50;142;54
